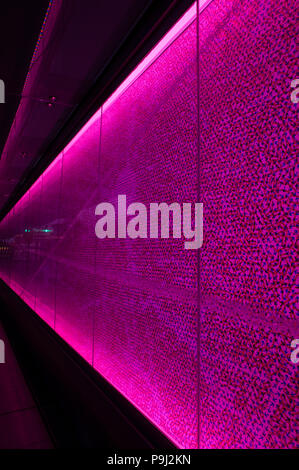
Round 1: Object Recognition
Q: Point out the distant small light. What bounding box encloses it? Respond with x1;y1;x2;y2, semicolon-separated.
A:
48;96;56;108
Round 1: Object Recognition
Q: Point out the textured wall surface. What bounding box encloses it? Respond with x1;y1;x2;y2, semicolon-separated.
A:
0;0;297;449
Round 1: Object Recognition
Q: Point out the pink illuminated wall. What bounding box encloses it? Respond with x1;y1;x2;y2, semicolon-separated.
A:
0;0;297;449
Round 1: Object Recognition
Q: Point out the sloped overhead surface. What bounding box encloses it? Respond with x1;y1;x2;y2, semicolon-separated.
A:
0;0;153;211
0;0;49;194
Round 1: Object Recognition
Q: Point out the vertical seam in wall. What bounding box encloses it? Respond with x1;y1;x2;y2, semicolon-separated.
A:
196;0;201;450
34;176;43;311
53;152;64;330
92;106;102;367
19;194;29;300
25;191;31;297
34;176;44;312
8;208;14;286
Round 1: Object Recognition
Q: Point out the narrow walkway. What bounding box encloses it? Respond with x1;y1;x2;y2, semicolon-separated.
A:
0;320;53;449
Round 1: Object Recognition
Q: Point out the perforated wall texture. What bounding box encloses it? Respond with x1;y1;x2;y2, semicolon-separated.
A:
0;0;297;449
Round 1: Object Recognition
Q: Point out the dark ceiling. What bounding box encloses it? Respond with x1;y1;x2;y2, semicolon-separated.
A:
0;0;49;154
